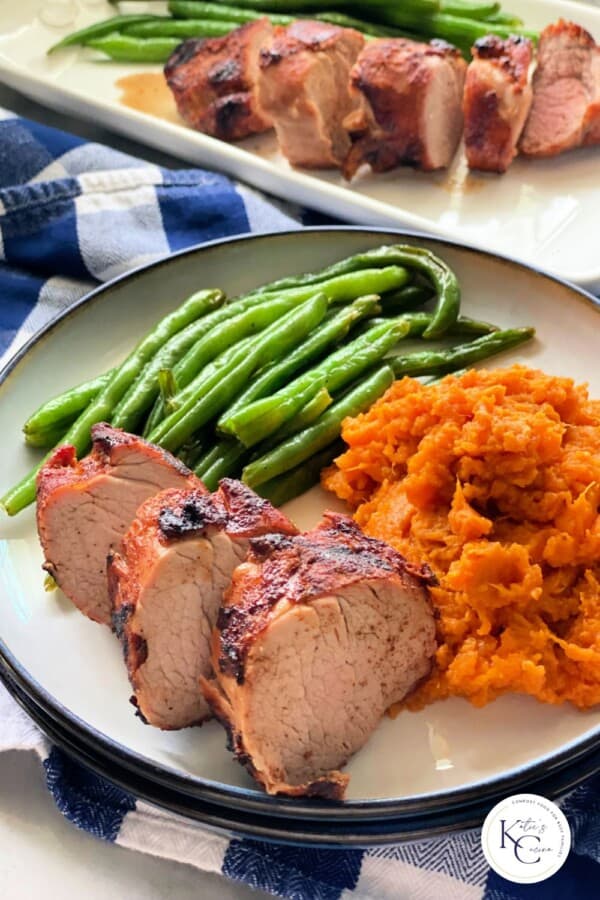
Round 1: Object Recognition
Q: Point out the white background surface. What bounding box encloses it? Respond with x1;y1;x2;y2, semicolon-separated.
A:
0;82;270;900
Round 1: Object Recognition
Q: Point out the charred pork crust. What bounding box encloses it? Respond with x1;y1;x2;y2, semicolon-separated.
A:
164;18;273;140
471;35;532;81
519;19;600;158
343;38;467;178
157;479;298;543
36;426;201;625
110;480;296;730
164;37;205;72
217;511;436;683
90;423;192;476
260;20;356;68
158;491;226;540
463;34;533;172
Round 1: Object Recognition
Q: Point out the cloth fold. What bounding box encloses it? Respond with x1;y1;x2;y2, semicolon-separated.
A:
0;110;599;900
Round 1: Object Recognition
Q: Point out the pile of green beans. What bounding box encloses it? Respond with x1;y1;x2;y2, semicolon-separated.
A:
48;0;535;62
1;244;535;516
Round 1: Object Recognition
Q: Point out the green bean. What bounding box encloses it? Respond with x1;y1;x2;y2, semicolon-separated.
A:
484;11;523;26
158;369;179;411
124;19;239;39
222;317;410;447
440;1;500;19
24;424;71;451
1;290;212;516
243;364;394;489
379;284;434;314
218;294;380;424
277;387;332;437
87;33;182;63
371;8;537;47
256;440;345;506
47;14;158;52
200;0;439;11
251;246;458;340
114;292;298;432
243;246;410;298
177;431;210;469
109;288;225;431
311;12;404;37
399;312;498;337
168;1;292;25
196;440;248;490
145;268;405;435
23;368;115;441
360;246;461;339
389;327;535;378
257;386;333;455
230;374;328;447
149;293;330;452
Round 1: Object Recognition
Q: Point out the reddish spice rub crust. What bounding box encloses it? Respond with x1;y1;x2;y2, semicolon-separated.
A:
463;35;533;173
37;424;200;624
520;19;600;157
343;38;466;178
164;19;273;141
110;480;297;728
156;478;298;542
260;19;361;65
37;422;192;511
216;511;436;684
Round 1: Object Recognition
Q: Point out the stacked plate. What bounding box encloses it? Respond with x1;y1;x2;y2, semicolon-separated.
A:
1;229;599;846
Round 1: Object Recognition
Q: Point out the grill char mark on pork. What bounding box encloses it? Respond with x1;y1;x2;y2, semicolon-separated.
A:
463;35;533;173
201;512;436;799
109;479;297;730
258;20;365;168
520;19;600;157
343;38;467;178
36;424;201;626
164;19;274;141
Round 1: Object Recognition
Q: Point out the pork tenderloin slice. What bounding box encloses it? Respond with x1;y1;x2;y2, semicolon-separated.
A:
202;512;436;799
258;20;365;169
37;424;201;625
343;38;467;178
164;18;274;140
110;479;297;730
520;19;600;158
463;35;533;173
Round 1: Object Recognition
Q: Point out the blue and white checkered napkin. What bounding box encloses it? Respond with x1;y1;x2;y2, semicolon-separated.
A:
1;110;599;900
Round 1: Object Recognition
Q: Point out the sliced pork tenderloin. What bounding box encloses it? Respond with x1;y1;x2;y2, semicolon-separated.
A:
463;35;533;173
343;38;467;179
520;19;600;157
258;20;365;168
201;512;436;799
37;424;201;625
164;18;274;141
110;479;297;730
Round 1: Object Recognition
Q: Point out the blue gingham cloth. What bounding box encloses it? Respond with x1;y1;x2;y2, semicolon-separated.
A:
1;110;599;900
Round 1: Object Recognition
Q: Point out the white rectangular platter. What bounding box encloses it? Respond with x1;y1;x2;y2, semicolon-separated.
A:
1;0;600;290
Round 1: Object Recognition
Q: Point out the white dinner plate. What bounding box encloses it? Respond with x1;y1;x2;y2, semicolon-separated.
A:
1;2;600;290
0;228;599;837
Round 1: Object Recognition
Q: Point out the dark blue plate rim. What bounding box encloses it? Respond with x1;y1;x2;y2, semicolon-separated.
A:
4;661;600;847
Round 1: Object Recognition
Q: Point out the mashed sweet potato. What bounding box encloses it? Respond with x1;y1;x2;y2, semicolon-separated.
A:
322;365;600;710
